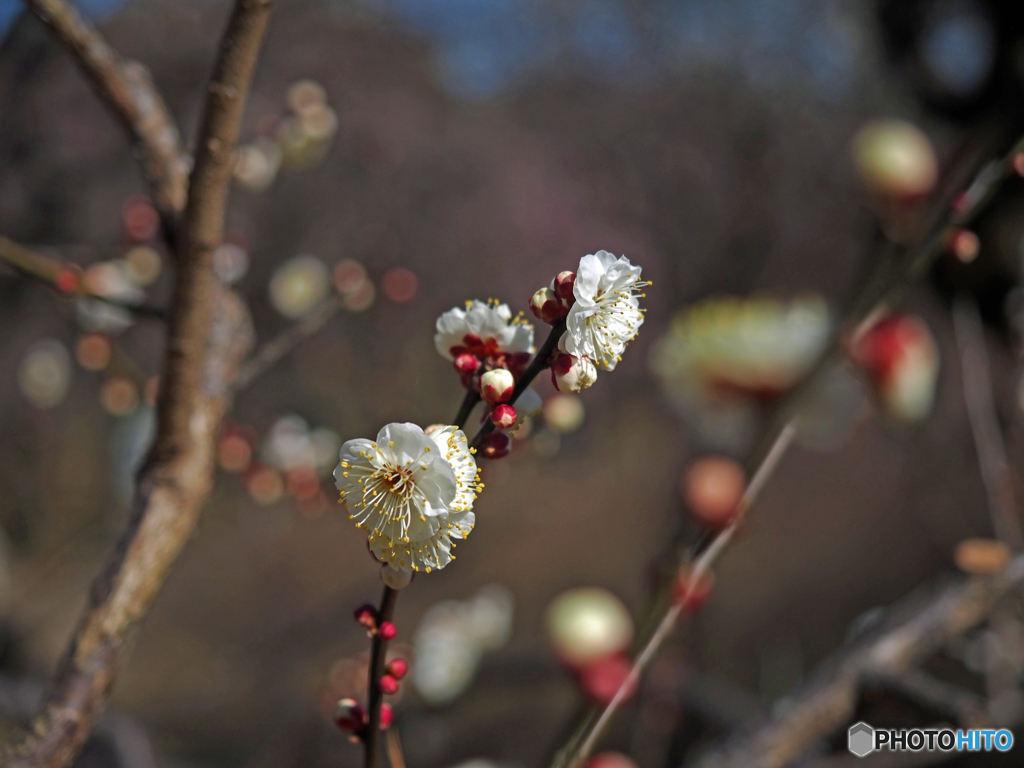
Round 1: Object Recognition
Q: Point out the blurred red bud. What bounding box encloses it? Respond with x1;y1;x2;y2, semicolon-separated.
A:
380;703;394;729
334;698;366;732
379;675;399;695
379;621;397;640
674;566;715;614
386;658;408;679
681;456;746;529
480;430;511;459
354;603;378;629
578;654;637;705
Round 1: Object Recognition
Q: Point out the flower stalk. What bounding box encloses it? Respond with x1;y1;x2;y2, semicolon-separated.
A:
364;584;398;768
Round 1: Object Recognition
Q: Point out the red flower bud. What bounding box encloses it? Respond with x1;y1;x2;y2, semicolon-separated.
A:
354;603;378;629
674;566;715;614
530;286;562;324
379;621;397;640
379;675;399;695
507;352;532;379
454;353;480;375
577;654;637;705
480;368;515;403
481;430;512;459
681;457;745;530
490;404;517;429
380;703;394;729
386;658;408;679
334;698;366;731
949;228;980;263
55;269;80;294
554;271;576;302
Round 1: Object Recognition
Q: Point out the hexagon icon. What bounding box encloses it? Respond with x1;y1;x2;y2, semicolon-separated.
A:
848;722;875;757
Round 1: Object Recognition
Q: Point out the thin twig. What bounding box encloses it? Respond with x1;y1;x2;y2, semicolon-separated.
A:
364;586;398;768
385;729;407;768
0;235;167;319
24;0;189;233
952;295;1023;549
550;130;1024;768
690;556;1024;768
361;321;562;764
1;0;273;764
234;294;344;391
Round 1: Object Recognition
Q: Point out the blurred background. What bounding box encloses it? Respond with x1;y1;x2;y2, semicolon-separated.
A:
2;0;1024;766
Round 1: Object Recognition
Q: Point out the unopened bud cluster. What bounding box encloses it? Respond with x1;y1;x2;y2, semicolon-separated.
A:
332;607;410;740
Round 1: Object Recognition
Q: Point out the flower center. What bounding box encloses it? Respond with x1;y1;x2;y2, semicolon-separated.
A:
379;465;414;498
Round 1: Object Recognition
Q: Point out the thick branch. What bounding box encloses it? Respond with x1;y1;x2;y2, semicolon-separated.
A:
2;1;272;764
24;0;189;228
691;556;1024;768
3;290;252;768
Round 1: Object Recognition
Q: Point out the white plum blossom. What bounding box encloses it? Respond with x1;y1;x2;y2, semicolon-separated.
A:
335;422;480;574
435;299;534;361
560;251;648;372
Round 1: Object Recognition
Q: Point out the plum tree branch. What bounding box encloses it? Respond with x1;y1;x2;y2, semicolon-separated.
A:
0;235;167;319
1;0;273;765
24;0;190;234
549;130;1024;768
690;556;1024;768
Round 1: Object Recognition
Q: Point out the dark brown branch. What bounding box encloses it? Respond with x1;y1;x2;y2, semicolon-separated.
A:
364;586;398;768
550;131;1024;768
690;557;1024;768
863;668;989;728
952;296;1023;549
0;235;167;319
471;319;565;451
2;1;273;765
3;290;252;768
24;0;189;230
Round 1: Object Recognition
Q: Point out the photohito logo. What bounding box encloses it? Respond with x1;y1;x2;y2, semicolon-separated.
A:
848;722;1014;757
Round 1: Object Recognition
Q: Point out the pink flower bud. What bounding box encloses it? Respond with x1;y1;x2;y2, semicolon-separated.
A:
490;404;517;429
454;353;480;375
481;430;512;459
530;286;562;324
674;566;715;614
379;621;397;640
480;368;515;403
551;353;597;393
577;654;637;705
387;658;408;679
554;271;576;302
354;603;378;629
380;703;394;729
334;698;366;731
379;675;399;695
